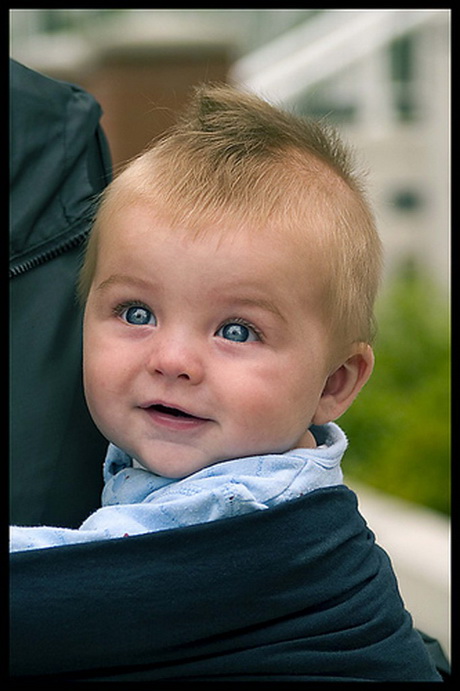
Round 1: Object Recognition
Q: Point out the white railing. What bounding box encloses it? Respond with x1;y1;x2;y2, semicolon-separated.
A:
230;10;446;104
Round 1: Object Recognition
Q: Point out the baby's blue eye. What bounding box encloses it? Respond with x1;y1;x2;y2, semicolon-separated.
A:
217;322;259;343
122;305;156;326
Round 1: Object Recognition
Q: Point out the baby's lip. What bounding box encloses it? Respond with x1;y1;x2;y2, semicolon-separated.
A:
139;401;211;421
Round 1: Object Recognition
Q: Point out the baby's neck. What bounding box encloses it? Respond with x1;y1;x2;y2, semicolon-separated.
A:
294;429;317;449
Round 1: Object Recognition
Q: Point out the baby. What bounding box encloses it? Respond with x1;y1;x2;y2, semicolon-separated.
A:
10;84;381;550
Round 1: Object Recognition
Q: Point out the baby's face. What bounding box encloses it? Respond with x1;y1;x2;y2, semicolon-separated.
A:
83;203;334;478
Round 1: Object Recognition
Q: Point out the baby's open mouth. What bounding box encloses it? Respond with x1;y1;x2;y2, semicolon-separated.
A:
150;404;197;419
145;403;209;422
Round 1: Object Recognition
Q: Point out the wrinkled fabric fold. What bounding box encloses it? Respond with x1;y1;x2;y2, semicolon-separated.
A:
10;485;441;681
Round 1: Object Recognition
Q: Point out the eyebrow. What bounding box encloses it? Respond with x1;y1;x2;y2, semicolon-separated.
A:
226;296;287;323
96;273;286;322
95;274;155;293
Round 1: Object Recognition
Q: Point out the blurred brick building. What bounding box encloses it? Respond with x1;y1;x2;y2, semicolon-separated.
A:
83;43;230;169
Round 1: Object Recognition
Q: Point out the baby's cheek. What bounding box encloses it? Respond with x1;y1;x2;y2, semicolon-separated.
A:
230;385;284;436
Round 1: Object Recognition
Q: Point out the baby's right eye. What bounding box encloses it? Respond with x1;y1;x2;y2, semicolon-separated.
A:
116;303;157;326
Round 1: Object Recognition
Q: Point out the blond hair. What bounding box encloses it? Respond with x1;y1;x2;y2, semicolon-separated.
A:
79;84;382;349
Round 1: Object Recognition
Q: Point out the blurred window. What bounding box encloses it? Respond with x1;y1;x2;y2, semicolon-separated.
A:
390;35;418;122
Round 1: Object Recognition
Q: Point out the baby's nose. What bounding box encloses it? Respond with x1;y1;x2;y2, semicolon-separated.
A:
146;333;205;384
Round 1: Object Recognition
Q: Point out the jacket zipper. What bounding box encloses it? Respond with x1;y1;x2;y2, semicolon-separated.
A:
9;228;90;279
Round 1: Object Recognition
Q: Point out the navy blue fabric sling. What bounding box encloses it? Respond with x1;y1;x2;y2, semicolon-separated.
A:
9;486;442;681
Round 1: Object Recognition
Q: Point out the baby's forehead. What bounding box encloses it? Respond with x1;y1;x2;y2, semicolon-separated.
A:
98;199;330;310
101;200;329;285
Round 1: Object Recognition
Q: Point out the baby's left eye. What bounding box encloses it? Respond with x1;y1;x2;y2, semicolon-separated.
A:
216;322;260;343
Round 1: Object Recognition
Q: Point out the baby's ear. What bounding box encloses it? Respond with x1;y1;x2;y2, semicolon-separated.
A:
312;344;374;426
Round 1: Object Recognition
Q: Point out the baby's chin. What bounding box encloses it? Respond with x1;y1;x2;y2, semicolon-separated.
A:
129;432;317;479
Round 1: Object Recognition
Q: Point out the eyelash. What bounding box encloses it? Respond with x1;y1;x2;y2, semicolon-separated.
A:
112;300;152;318
112;301;264;341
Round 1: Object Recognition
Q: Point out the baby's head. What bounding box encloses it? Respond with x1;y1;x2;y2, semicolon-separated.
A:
80;85;382;478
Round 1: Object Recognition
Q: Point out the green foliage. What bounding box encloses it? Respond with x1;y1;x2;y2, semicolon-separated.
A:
340;262;451;514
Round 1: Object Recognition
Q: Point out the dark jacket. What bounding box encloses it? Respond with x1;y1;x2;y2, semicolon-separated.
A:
10;59;111;528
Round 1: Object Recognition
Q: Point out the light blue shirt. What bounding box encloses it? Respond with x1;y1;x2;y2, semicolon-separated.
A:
10;423;346;552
